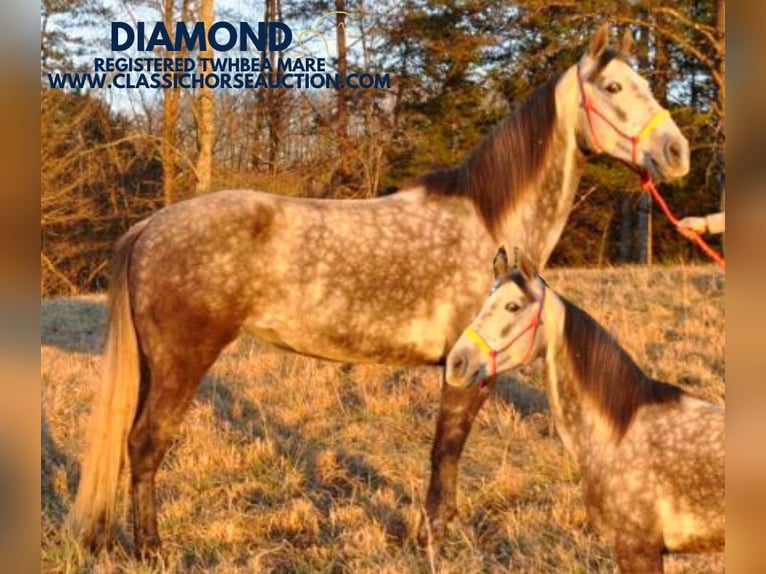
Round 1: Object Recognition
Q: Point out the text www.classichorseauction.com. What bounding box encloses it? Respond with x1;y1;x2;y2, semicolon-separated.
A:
46;18;391;91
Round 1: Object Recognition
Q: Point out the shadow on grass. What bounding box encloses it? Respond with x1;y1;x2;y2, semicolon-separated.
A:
688;270;725;297
41;415;77;525
196;375;411;548
193;367;548;562
41;297;106;355
494;374;549;416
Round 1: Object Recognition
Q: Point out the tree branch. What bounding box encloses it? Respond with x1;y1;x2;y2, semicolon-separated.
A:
41;252;78;295
651;6;721;54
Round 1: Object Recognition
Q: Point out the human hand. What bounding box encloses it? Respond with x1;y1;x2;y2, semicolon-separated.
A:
677;216;706;238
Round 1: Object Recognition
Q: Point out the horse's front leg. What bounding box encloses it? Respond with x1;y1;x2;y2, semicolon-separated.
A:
420;373;498;544
615;532;665;574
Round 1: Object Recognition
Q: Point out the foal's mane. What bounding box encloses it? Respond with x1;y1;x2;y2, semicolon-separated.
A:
561;298;684;438
418;75;561;237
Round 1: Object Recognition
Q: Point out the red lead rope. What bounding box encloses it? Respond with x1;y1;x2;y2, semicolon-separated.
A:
640;174;726;271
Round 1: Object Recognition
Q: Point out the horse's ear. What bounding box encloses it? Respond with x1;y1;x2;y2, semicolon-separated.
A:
589;23;609;57
493;246;509;280
619;28;633;56
517;252;538;282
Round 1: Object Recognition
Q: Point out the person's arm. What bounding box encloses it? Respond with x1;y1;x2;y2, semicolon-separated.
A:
705;211;725;234
678;212;725;235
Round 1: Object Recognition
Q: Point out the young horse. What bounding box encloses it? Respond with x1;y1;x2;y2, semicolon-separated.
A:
446;248;724;573
68;25;690;555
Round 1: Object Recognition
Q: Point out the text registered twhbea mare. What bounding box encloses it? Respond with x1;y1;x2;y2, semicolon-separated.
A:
446;248;724;573
68;25;690;555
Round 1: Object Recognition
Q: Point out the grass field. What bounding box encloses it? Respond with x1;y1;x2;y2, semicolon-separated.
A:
41;265;725;573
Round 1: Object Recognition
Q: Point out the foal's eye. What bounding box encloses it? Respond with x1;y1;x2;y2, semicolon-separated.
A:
505;302;521;313
605;81;622;94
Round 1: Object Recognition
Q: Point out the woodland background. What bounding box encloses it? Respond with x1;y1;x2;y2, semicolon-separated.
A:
40;0;726;296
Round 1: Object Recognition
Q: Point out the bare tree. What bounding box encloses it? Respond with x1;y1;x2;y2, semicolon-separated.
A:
264;0;284;174
336;1;348;141
195;0;216;194
716;0;725;213
162;0;180;204
636;23;652;265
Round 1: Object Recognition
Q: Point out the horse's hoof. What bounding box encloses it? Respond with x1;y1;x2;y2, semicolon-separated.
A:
417;516;447;547
135;536;164;564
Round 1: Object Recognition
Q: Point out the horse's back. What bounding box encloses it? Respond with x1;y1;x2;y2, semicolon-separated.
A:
122;187;493;365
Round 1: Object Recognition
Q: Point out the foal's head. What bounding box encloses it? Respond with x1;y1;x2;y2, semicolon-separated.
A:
573;24;689;181
446;248;548;389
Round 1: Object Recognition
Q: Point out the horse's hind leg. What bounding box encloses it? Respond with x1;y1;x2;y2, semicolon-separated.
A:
421;374;498;543
127;339;229;557
127;352;205;557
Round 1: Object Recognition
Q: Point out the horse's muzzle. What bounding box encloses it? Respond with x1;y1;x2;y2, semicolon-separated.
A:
663;134;690;177
445;347;483;389
652;133;690;181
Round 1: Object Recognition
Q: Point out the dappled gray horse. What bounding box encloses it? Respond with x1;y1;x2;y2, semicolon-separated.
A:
68;25;690;555
446;248;724;573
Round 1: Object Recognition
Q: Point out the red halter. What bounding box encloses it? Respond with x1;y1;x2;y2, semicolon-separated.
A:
576;61;670;166
463;284;546;378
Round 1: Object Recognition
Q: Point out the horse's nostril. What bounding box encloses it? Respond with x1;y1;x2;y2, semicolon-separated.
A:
665;139;685;167
450;353;467;377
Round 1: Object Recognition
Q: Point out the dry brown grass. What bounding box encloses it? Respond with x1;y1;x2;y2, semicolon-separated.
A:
41;265;724;573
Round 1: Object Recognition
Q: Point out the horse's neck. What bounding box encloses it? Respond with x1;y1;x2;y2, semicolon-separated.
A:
542;304;617;466
497;70;585;267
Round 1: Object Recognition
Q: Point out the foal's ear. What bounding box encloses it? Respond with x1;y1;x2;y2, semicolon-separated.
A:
493;246;510;280
517;251;538;282
619;28;633;56
589;23;609;57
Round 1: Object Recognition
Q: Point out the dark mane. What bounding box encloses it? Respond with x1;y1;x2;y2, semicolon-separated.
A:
562;298;684;438
418;75;560;237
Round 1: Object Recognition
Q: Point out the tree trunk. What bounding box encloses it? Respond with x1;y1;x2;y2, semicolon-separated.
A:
636;21;652;264
619;196;632;263
195;0;215;195
331;0;354;194
336;0;348;141
716;0;725;210
162;0;179;205
715;0;725;124
264;0;283;175
637;192;652;265
654;13;668;104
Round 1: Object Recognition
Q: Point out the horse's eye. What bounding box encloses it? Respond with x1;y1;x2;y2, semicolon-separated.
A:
605;81;622;94
505;301;521;313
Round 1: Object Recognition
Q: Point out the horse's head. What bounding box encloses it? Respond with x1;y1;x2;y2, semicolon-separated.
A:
573;24;689;181
446;247;549;389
